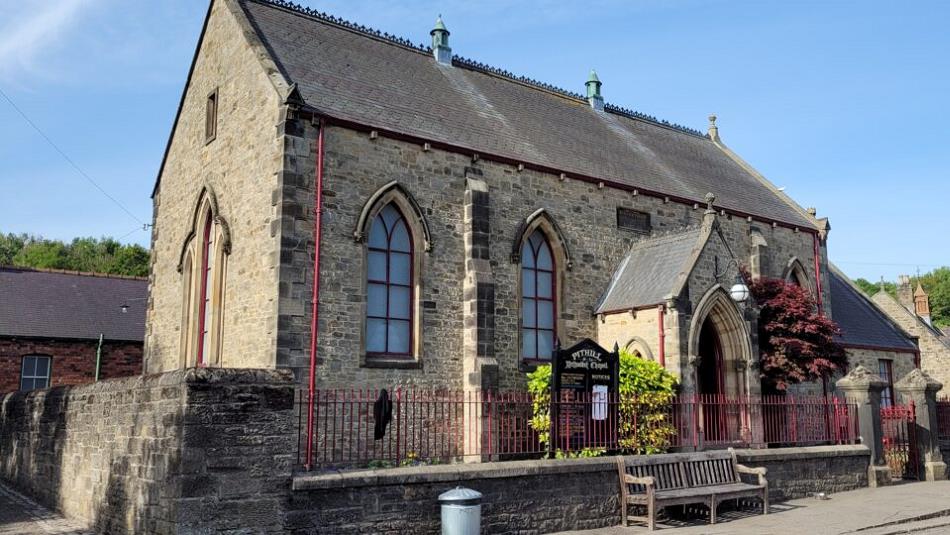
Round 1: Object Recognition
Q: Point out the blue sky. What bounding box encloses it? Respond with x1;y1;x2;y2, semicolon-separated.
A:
0;0;947;282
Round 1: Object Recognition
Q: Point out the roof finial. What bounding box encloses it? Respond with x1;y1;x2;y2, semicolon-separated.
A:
708;114;720;142
431;15;451;65
586;69;604;111
703;192;718;227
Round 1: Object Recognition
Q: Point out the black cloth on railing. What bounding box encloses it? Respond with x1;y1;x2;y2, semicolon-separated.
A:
373;389;393;440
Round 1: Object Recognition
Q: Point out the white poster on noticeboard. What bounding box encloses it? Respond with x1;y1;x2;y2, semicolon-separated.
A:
592;384;608;421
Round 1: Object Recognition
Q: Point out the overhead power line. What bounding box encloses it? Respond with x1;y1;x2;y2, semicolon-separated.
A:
0;86;146;226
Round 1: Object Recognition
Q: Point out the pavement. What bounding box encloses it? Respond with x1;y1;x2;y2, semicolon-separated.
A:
1;478;949;535
0;481;92;535
556;481;950;535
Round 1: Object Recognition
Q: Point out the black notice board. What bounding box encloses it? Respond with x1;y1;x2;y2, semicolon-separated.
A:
550;339;619;454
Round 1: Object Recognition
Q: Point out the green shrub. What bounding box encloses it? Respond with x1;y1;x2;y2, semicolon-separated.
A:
526;349;678;456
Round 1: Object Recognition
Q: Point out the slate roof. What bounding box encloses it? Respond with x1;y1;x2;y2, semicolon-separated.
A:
595;228;703;313
237;0;814;229
829;265;916;352
0;267;147;342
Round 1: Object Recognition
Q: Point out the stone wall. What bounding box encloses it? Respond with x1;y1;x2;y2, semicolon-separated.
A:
0;338;142;394
280;124;823;391
873;291;950;390
0;368;294;534
146;0;286;373
289;445;870;534
842;347;918;403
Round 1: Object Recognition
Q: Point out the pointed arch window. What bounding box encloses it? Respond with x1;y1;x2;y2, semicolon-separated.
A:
521;230;556;360
197;211;215;365
366;204;414;356
178;186;230;368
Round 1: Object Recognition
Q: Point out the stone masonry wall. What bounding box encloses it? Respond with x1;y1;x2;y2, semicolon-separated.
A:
288;445;870;534
0;368;295;534
873;292;950;391
0;338;142;394
147;0;284;373
280;125;822;391
841;347;918;403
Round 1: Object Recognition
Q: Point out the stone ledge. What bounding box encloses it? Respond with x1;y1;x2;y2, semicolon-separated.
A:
292;445;870;491
293;456;615;491
733;444;870;462
0;368;296;404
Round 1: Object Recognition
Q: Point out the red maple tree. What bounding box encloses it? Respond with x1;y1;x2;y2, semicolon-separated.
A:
748;275;848;391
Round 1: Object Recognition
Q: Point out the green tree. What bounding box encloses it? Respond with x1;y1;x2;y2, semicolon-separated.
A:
853;278;896;298
0;232;149;276
13;239;69;270
0;233;27;265
916;268;950;328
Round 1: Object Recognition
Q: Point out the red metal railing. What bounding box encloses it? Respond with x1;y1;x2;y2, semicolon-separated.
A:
297;389;860;470
936;398;950;442
881;402;919;480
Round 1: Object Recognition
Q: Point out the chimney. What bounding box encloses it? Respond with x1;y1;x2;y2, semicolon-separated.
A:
585;70;604;111
914;282;932;325
897;274;914;310
431;16;452;65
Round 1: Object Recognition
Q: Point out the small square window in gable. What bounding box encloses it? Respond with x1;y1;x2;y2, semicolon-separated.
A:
205;89;218;143
617;207;651;234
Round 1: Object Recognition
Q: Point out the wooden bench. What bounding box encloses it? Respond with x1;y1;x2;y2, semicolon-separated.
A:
616;450;768;530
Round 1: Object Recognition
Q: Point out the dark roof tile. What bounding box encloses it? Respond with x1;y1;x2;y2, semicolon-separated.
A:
239;0;814;229
829;266;916;352
595;228;703;313
0;267;147;342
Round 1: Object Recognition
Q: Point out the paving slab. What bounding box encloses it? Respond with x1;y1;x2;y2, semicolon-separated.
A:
0;481;92;535
555;481;950;535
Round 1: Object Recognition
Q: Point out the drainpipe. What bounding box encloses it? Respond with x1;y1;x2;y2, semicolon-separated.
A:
812;233;824;315
657;305;666;368
305;119;326;470
94;333;103;381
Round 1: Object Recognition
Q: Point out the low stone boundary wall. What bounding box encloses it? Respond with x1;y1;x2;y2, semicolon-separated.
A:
0;368;295;534
1;370;871;534
290;445;871;534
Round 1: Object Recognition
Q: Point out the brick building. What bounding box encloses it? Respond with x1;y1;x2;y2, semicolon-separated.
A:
145;0;920;405
0;267;145;393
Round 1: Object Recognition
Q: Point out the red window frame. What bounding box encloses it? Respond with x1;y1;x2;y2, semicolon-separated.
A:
521;230;557;361
196;212;213;367
366;205;414;358
878;359;894;407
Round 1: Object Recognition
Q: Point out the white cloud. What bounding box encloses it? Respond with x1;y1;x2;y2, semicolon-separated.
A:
0;0;93;78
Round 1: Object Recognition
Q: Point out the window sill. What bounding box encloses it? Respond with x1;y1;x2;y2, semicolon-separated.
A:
519;359;552;373
362;356;422;370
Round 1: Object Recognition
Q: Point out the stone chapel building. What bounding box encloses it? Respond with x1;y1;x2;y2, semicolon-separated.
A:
145;0;920;402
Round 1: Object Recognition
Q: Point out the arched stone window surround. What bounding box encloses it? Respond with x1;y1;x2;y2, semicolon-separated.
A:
357;185;427;366
686;285;754;397
510;209;572;270
749;228;769;279
782;257;813;294
512;209;571;364
177;185;229;368
354;181;432;252
624;336;655;362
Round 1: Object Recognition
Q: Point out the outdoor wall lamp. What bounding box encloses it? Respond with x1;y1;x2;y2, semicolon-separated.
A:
714;256;750;304
119;297;148;313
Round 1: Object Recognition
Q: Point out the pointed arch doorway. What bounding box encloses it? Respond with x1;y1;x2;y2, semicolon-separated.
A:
689;286;754;446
